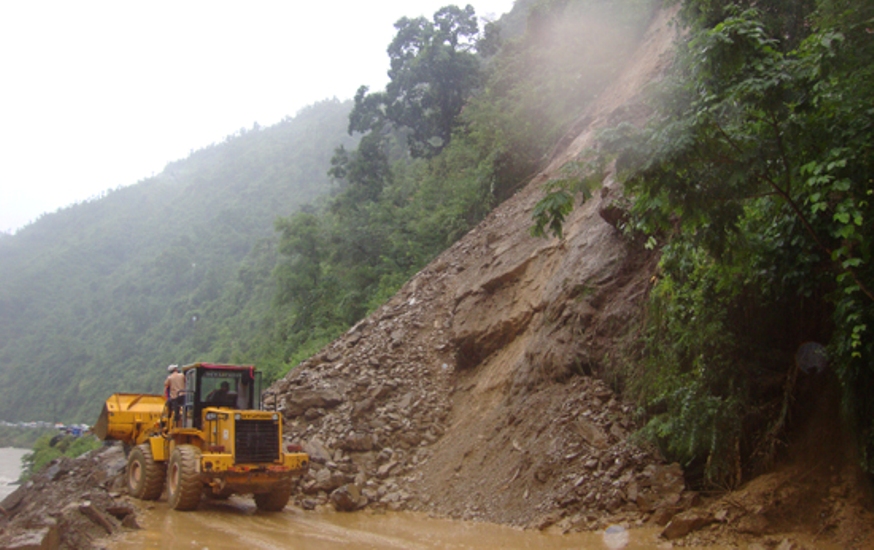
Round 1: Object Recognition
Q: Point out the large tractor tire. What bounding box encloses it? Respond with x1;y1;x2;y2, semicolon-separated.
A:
127;443;166;500
167;445;203;511
254;478;293;512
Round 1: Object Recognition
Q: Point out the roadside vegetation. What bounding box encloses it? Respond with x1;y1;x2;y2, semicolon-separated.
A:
533;0;874;486
20;434;102;481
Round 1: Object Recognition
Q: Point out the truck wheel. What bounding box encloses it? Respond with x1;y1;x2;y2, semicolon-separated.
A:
254;479;293;512
167;445;202;511
127;444;165;500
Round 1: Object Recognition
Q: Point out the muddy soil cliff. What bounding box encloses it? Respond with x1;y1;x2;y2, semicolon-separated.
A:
271;3;676;530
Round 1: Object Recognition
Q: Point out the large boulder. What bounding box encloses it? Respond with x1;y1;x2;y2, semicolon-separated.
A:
330;484;366;512
282;389;343;418
282;389;344;417
661;509;715;540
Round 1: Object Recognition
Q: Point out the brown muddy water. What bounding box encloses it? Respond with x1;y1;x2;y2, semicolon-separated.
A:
108;497;721;550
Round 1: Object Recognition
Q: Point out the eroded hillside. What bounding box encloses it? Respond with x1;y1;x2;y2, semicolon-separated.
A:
273;4;681;530
270;7;874;547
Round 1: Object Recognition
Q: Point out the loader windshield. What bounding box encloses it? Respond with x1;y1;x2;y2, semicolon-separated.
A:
199;369;261;410
178;363;263;429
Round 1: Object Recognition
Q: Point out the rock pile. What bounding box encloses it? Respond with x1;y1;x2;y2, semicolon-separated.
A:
272;329;698;528
261;6;694;531
0;445;138;549
267;280;457;513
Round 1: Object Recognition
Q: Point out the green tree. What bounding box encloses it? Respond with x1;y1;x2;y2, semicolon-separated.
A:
21;434;101;480
351;5;482;159
533;0;874;482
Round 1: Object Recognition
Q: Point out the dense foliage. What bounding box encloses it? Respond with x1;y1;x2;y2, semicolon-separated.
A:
385;4;483;158
21;434;102;480
534;0;874;484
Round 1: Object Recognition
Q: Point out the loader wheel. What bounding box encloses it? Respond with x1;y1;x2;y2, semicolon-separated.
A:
167;445;202;511
127;444;166;501
254;478;293;512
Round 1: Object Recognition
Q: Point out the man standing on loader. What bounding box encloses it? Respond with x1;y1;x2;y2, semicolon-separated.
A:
164;364;184;420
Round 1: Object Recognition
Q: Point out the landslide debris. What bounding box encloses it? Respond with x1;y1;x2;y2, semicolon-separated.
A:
268;6;874;548
0;445;138;550
270;4;687;533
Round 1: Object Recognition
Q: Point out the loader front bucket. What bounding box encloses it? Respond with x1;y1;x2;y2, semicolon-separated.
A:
94;393;165;445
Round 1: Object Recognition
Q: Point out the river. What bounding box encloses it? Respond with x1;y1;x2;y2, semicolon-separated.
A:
0;447;29;501
107;497;725;550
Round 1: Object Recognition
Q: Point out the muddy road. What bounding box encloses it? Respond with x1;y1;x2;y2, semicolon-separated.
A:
107;498;688;550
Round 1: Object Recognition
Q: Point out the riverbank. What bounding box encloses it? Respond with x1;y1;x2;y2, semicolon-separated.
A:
0;447;29;501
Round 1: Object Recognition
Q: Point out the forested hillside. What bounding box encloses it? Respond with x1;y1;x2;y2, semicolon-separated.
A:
0;99;355;422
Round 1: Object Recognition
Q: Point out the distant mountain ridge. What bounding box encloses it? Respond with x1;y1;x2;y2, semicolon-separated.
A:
0;99;354;422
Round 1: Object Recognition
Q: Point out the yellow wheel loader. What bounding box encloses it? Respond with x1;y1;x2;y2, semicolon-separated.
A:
94;363;308;511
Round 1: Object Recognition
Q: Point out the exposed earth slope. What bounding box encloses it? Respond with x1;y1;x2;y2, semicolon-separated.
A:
270;7;873;547
275;3;676;526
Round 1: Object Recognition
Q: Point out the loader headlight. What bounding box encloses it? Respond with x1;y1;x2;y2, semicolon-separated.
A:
234;413;241;421
206;412;217;421
272;413;279;422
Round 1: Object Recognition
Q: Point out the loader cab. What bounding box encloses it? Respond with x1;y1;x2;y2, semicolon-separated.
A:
178;363;263;429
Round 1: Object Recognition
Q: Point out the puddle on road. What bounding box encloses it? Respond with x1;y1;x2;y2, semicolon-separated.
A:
108;497;720;550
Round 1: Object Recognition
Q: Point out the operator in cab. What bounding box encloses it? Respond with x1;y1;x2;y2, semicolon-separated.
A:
206;380;232;406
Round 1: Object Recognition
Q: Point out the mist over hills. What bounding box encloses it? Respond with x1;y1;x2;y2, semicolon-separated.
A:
0;0;660;425
0;99;355;422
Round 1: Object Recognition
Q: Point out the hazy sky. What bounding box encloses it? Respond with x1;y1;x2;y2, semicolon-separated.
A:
0;1;514;234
